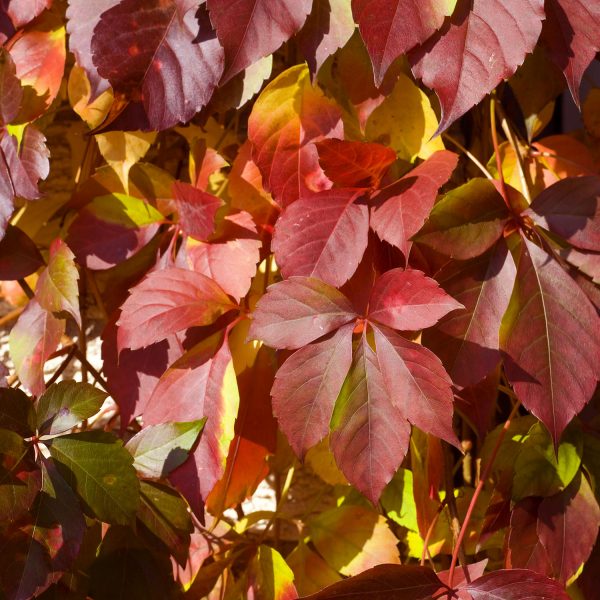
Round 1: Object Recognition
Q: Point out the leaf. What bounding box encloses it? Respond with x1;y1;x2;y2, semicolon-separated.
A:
49;430;140;525
298;564;445;600
422;241;516;387
541;0;600;106
414;178;511;260
172;181;222;241
249;277;357;350
308;505;400;576
0;387;35;437
207;0;311;84
330;334;411;503
380;468;418;531
9;299;65;398
500;237;600;444
353;0;456;86
365;72;444;161
35;239;81;328
137;480;193;564
272;323;354;459
373;325;459;448
272;189;369;287
0;459;41;523
368;268;463;331
125;420;206;479
248;545;298;600
409;0;545;133
36;381;108;436
0;225;44;280
465;569;570;599
248;64;343;207
287;541;342;597
0;48;23;125
370;150;458;260
91;0;224;130
297;0;355;77
4;0;52;29
525;175;600;252
117;267;235;352
315;139;396;189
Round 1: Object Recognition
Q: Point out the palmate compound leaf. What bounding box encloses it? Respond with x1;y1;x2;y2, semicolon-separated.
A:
353;0;457;86
248;277;357;350
500;236;600;445
117;267;236;352
207;0;312;84
271;188;369;288
370;150;458;260
298;564;447;600
541;0;600;106
465;569;571;600
247;64;343;207
90;0;224;131
409;0;545;133
524;175;600;252
422;241;516;388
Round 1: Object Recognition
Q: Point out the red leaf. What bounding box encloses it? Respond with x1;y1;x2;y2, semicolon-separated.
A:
409;0;545;132
466;569;570;600
525;175;600;252
0;225;44;280
330;333;411;503
297;0;355;77
353;0;454;86
315;139;396;189
172;181;222;241
500;237;600;444
368;268;463;331
454;370;500;439
91;0;224;130
422;241;516;387
249;277;357;350
271;324;354;459
207;0;311;84
248;64;343;207
272;189;369;287
370;150;458;260
298;564;446;600
541;0;600;106
438;559;488;589
117;267;236;352
413;178;511;260
373;325;459;449
0;48;22;125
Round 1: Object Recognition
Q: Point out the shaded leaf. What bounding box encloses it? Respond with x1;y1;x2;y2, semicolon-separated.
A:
287;541;342;597
0;225;43;281
466;569;570;599
0;387;34;436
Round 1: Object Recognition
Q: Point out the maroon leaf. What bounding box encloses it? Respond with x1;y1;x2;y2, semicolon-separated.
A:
368;268;463;331
297;0;355;77
117;267;236;352
272;189;369;287
330;333;411;503
0;129;42;201
172;181;222;241
454;370;500;439
466;569;570;600
353;0;454;86
409;0;545;132
373;325;459;449
413;178;511;260
561;246;600;284
500;237;600;444
370;150;458;260
249;277;357;350
0;225;43;280
91;0;224;130
207;0;312;84
541;0;600;105
525;175;600;252
0;48;22;125
298;563;446;599
271;324;354;459
315;139;396;189
18;126;50;190
423;241;516;387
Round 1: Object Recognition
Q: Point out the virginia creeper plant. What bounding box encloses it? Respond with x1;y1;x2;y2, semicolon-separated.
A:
0;0;599;598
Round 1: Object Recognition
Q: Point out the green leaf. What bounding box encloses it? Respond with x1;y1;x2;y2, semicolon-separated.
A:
49;431;140;525
36;381;108;436
380;468;418;531
125;419;206;479
84;193;164;228
249;545;298;600
137;480;192;564
512;422;583;501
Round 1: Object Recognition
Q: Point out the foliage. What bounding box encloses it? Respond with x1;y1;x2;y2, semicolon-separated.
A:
0;0;600;598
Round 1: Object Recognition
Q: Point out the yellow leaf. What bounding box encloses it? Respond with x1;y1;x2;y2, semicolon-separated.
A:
68;65;113;129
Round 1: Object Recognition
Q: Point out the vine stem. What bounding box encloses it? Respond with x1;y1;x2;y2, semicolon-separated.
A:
442;133;494;181
446;399;521;591
489;97;511;211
